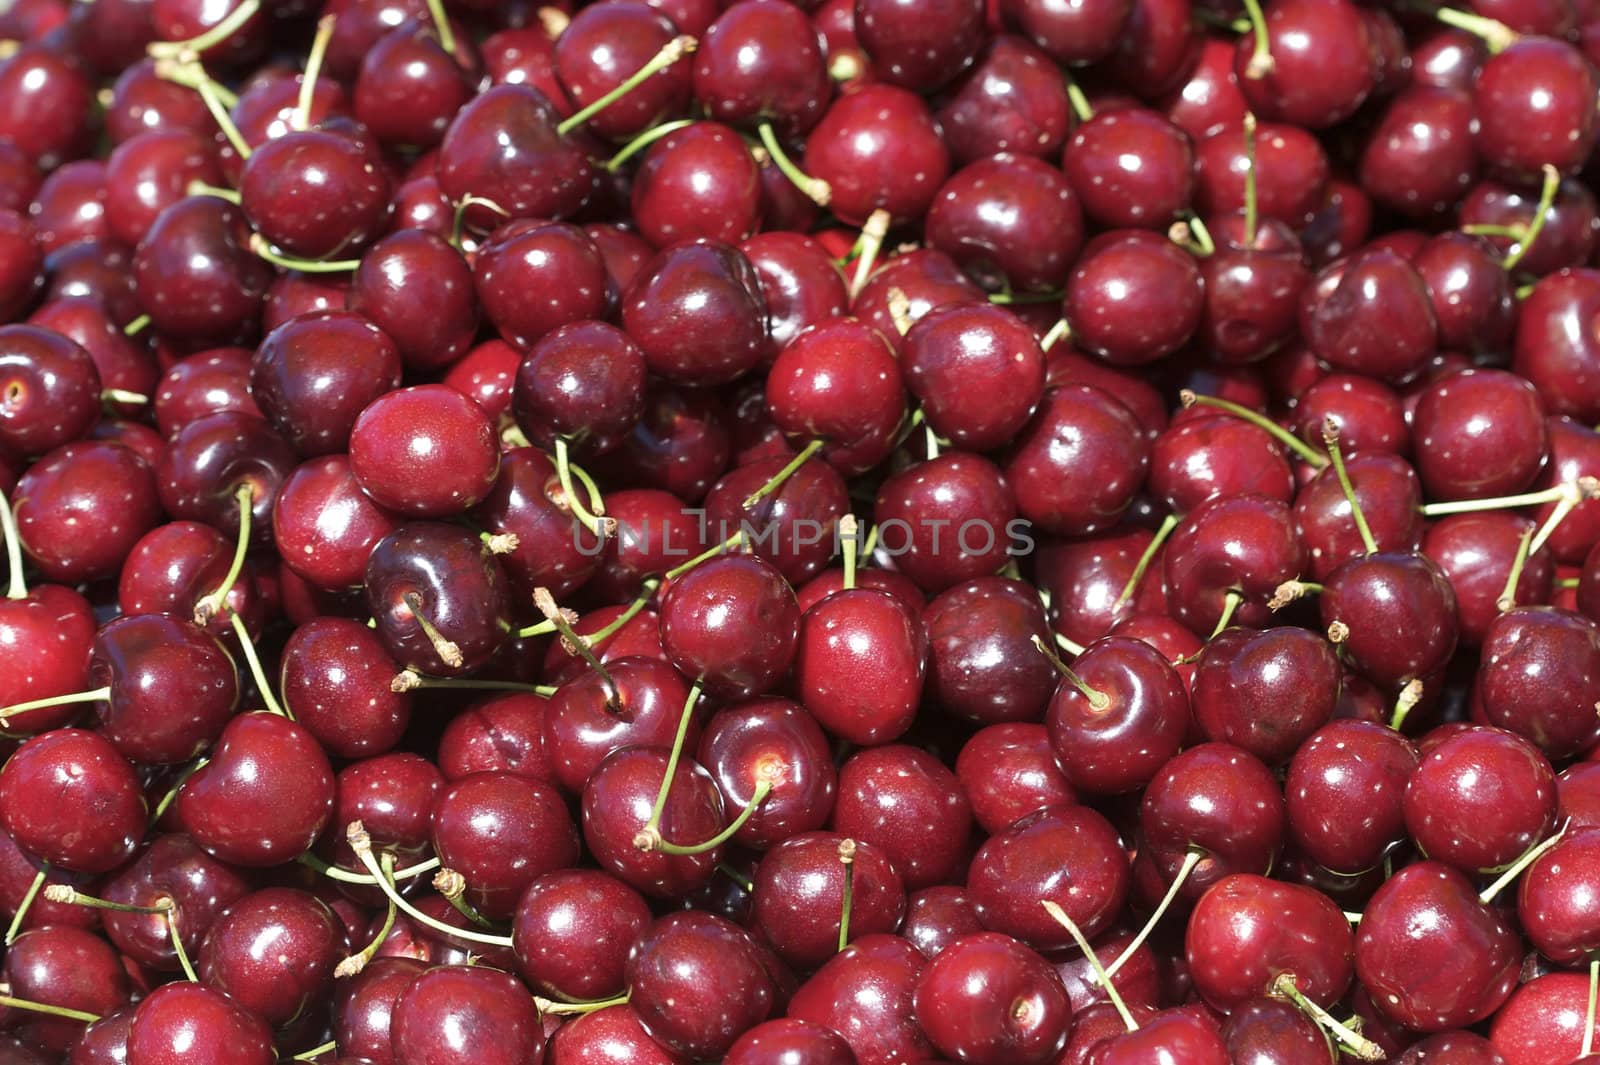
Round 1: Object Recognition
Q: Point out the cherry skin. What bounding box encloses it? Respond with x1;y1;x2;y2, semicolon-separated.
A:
436;83;595;224
349;384;499;518
175;711;335;868
365;521;513;677
1488;972;1593;1065
99;833;252;973
1047;635;1190;794
967;804;1130;950
856;0;983;91
132;196;272;347
197;886;346;1028
913;932;1072;1065
1192;625;1340;766
957;723;1078;835
765;316;905;475
1184;873;1355;1012
633;122;763;248
156;412;297;544
833;744;972;890
0;925;131;1053
1425;512;1552;648
280;616;411;760
1320;551;1459;692
475;220;610;353
1065;230;1204;366
1233;0;1375;128
701;453;848;584
696;696;838;847
355;24;474;150
1360;86;1479;219
333;956;426;1065
724;1018;857;1065
430;770;580;919
582;745;726;899
88;613;239;765
1413;232;1516;355
547;1003;690;1064
152;347;258;437
1089;1008;1231;1065
627;911;777;1060
0;728;143;873
1285;719;1419;875
1295;454;1424;582
1163;493;1306;635
1301;248;1438;383
925;577;1058;725
750;831;905;968
252;311;403;458
1140;742;1286;902
787;934;934;1065
1473;37;1598;179
1149;412;1295;515
328;753;443;872
513;868;650;1001
1356;861;1521;1031
802;84;951;225
795;587;927;747
347;229;480;373
1062;108;1193;231
1222;997;1335;1065
693;0;831;138
1478;606;1600;759
469;446;606;602
545;655;693;795
273;455;401;592
126;983;276;1065
740;232;849;364
1402;725;1558;872
1412;368;1549;501
0;324;101;458
925;154;1084;295
239;129;390;260
390;965;546;1065
873;451;1019;593
0;582;94;734
660;554;800;699
1518;827;1600;964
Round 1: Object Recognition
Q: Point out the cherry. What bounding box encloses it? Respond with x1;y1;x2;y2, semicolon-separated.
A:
333;955;426;1064
795;585;927;747
1090;1008;1231;1064
1424;512;1552;648
1403;725;1557;872
469;446;606;601
661;553;800;699
1518;827;1600;964
1488;971;1593;1065
1194;121;1328;227
1221;996;1334;1064
1356;861;1521;1031
30;161;109;257
0;581;94;735
475;221;610;353
1192;625;1340;766
1149;412;1295;516
0;325;101;458
1047;634;1188;794
547;1003;689;1064
803;84;950;224
11;440;161;585
1461;175;1598;278
787;934;933;1065
513;320;647;459
912;932;1072;1065
1286;719;1419;874
544;654;690;793
1294;374;1409;457
1235;0;1376;128
99;833;251;972
252;311;402;458
346;229;480;372
390;965;545;1065
967;804;1130;950
696;696;838;847
366;521;512;676
1360;87;1478;219
1478;606;1600;759
27;298;156;417
272;455;400;592
1320;551;1459;692
125;983;275;1065
151;347;257;435
0;45;94;171
239;129;390;261
175;711;335;867
280;616;411;759
1163;493;1306;635
436;84;595;224
925;155;1084;296
957;723;1078;835
1140;742;1285;902
1413;369;1548;501
833;744;971;890
1035;526;1168;646
512;868;649;1000
628;910;777;1059
1295;452;1424;581
932;35;1070;167
197;886;346;1028
765;316;905;474
1473;37;1597;179
621;240;770;387
925;577;1058;725
355;24;474;150
1185;873;1355;1011
852;248;983;350
740;233;850;364
0;728;143;873
1301;248;1438;382
133;196;273;346
1065;230;1203;365
582;745;726;898
431;771;579;919
874;451;1019;592
0;925;130;1053
693;0;831;138
329;752;443;869
725;1018;857;1065
1061;108;1193;231
349;384;499;518
750;831;904;967
632;122;763;248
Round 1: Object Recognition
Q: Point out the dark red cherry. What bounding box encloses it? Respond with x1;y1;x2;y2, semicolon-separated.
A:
628;910;777;1059
126;983;275;1065
1221;997;1335;1065
873;451;1019;592
0;925;130;1053
27;297;157;416
1186;873;1354;1011
582;745;726;898
957;724;1078;835
1412;368;1548;501
281;616;412;760
834;744;971;890
175;711;335;867
88;613;238;764
1359;87;1478;218
1286;719;1418;874
1062;108;1193;230
1488;972;1593;1065
513;868;650;1000
30;161;109;257
660;554;800;699
934;35;1072;166
1320;551;1459;692
390;965;545;1065
431;770;579;919
470;446;607;601
99;833;251;972
349;385;499;517
151;347;256;435
0;324;100;458
1403;725;1557;872
1473;37;1598;179
155;412;296;546
347;229;479;372
1293;374;1409;457
803;84;950;224
1356;861;1520;1031
622;240;770;387
925;577;1058;725
925;155;1084;295
787;934;933;1065
796;587;927;747
1192;625;1340;766
355;24;474;150
725;1018;856;1065
0;583;94;734
329;753;443;873
239;130;390;260
693;0;830;137
632;122;762;248
750;830;905;967
913;931;1072;1065
1048;635;1189;794
765;316;905;474
902;886;985;960
198;886;346;1028
1233;0;1375;128
1163;493;1306;635
696;696;838;847
740;232;849;363
1148;412;1294;516
555;0;693;141
548;1003;690;1064
1141;742;1285;902
133;196;272;346
0;728;143;873
1065;230;1203;365
1460;176;1598;279
333;956;426;1064
1001;0;1130;65
1479;607;1600;759
252;311;402;458
273;455;400;592
436;84;595;223
438;691;556;784
0;45;94;171
903;302;1045;453
1424;511;1552;648
475;220;609;353
1301;248;1437;382
545;655;693;795
967;804;1130;950
12;439;161;584
513;320;647;457
365;521;512;676
1194;120;1328;228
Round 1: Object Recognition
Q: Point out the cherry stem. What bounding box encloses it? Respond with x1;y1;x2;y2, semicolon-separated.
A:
4;865;47;945
1267;579;1322;611
102;389;150;410
634;681;704;850
1168;216;1214;258
987;287;1065;305
1062;72;1094;123
1559;576;1582;590
390;671;553;696
1030;635;1111;711
745;439;826;509
0;993;99;1025
1056;631;1087;657
1239;0;1274;77
885;288;914;337
346;822;514;947
185;180;241;205
839;514;860;591
717;862;755;892
664;531;744;581
423;0;456;56
1242;112;1260;247
1041;901;1138;1032
299;850;440;885
151;757;207;825
0;487;23;600
1104;847;1203;981
1583;957;1598;1057
837;838;857;952
1530;479;1598;558
1494;524;1536;614
758;122;830;206
401;592;464;671
552;437;612;538
248;233;360;272
537;992;632;1016
1181;390;1328;468
534;587;619;707
1321;420;1378;555
1431;6;1519;52
290;15;336;132
151;58;238;107
1390;678;1424;732
1039;319;1071;352
1420;481;1573;516
193;484;253;624
164;906;196;980
556;36;696;137
228;611;289;717
433;868;497;929
1480;827;1565;904
293;1041;339;1062
1270;973;1383;1062
191;65;252;160
848;210;892;300
1115;513;1178;608
450;194;507;247
578;579;659;646
43;885;171;914
606;119;694;172
1210;590;1243;638
0;686;111;726
148;0;260;58
336;850;395;972
1501;165;1562;272
123;314;151;336
655;779;772;856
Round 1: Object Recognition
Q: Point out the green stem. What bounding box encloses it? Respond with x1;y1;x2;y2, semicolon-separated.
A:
744;439;825;509
4;865;47;945
450;194;507;247
1583;957;1597;1057
663;532;743;581
533;588;619;707
1322;421;1378;555
1496;524;1535;614
299;851;440;886
194;484;252;623
194;69;252;159
1502;165;1562;272
248;233;359;272
123;314;151;336
1389;678;1424;733
1270;974;1383;1061
1115;514;1178;608
605;120;695;172
148;0;261;58
1030;635;1111;710
758;122;830;206
848;210;892;300
838;839;856;952
1480;829;1565;903
292;1040;339;1062
44;886;171;914
717;862;755;893
423;0;455;55
150;58;238;107
1242;112;1260;247
1183;390;1328;468
1239;0;1274;77
839;515;859;591
0;994;99;1025
151;758;207;825
346;822;514;947
1039;319;1070;352
1431;6;1519;52
229;613;288;718
293;14;336;132
539;992;632;1016
578;580;659;646
556;36;696;137
1210;590;1243;638
1042;901;1138;1032
433;868;496;929
1104;847;1202;980
553;438;609;538
635;682;703;849
1;487;23;599
1063;72;1094;123
186;180;241;204
169;908;198;981
655;779;771;855
1420;482;1569;516
0;687;111;726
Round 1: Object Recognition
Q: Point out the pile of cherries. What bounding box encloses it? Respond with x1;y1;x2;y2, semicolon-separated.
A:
4;0;1600;1060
